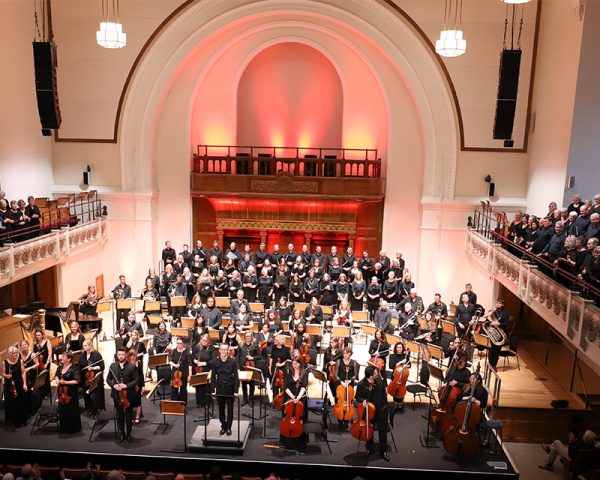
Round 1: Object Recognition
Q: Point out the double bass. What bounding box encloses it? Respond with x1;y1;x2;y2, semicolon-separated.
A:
443;365;482;459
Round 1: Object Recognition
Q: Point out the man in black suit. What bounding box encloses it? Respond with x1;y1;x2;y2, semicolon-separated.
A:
107;347;139;442
211;343;239;436
488;299;509;368
454;293;476;337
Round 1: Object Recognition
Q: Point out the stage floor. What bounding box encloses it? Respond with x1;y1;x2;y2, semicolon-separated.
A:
0;392;518;480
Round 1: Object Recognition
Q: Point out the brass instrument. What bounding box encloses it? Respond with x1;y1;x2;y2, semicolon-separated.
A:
480;311;507;346
113;288;125;301
416;299;424;315
143;290;157;301
167;283;178;297
87;294;99;307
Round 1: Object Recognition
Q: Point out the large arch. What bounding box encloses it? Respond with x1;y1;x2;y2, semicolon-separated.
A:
117;0;460;278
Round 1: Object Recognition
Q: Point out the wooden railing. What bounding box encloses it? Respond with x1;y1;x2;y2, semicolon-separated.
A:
192;145;382;178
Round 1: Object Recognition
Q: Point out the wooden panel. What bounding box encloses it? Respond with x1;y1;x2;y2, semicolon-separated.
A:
192;197;217;246
95;275;104;298
0;315;28;353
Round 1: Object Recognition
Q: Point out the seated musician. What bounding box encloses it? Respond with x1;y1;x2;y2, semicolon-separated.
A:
266;309;284;335
398;302;418;340
238;331;260;406
276;296;292;322
373;300;394;334
192;333;214;408
333;300;353;326
152;320;172;354
388;342;410;410
141;278;159;301
454;293;476;338
446;356;471;390
269;334;291;398
119;310;143;348
426;293;448;319
459;372;488;409
292;322;315;365
368;329;390;380
333;346;360;429
303;296;323;324
168;274;187;325
230;289;250;316
188;293;203;319
201;296;223;330
354;366;390;461
112;274;132;329
78;284;99;318
233;303;253;333
221;323;240;359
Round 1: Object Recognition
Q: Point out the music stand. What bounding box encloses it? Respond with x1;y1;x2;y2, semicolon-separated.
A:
190;373;212;423
144;301;161;313
386;333;403;346
148;353;169;401
429;344;445;368
428;362;445;390
331;326;351;350
249;303;265;313
96;301;112;341
221;316;231;328
306;324;322;335
241;367;268;434
170;296;186;307
32;369;49;401
419;382;439;449
158;400;187;453
70;350;82;365
281;321;290;333
361;324;377;336
171;327;190;340
181;317;196;329
310;368;335;430
208;328;221;343
283;336;293;348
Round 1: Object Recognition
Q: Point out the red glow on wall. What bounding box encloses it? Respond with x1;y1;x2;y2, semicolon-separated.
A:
237;42;343;148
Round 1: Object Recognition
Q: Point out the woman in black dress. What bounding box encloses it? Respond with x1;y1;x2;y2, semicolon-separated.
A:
288;273;304;306
319;273;334;306
388;342;410;409
269;335;291;398
257;268;274;310
192;334;214;408
169;337;192;403
280;354;309;453
276;297;292;323
55;351;81;434
366;276;381;319
334;347;360;429
78;285;99;318
213;271;228;297
336;273;350;307
2;345;29;430
368;329;390;382
222;323;240;359
153;320;172;354
20;339;40;416
79;339;105;416
303;268;319;303
65;321;84;352
350;271;366;312
190;315;208;349
146;267;161;292
273;265;289;304
127;347;144;424
33;328;52;398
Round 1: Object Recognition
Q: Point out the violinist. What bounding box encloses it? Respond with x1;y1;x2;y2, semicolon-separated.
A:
190;315;208;349
269;335;291;398
334;300;353;328
119;310;144;348
108;347;139;443
152;320;172;354
280;353;309;453
79;284;99;318
192;334;214;408
388;343;410;410
33;328;52;397
323;336;342;395
127;348;144;424
276;296;292;323
55;351;81;434
169;337;192;403
398;302;418;341
334;347;360;429
201;296;223;330
368;329;390;379
64;321;84;352
79;339;105;416
222;323;240;358
211;343;240;436
20;339;39;416
354;366;390;461
239;331;260;405
2;345;28;429
292;322;313;365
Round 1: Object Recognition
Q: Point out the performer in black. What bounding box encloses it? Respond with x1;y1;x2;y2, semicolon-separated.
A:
426;293;448;319
113;274;132;330
55;351;81;434
162;240;176;266
445;355;471;389
333;347;360;429
169;337;192;403
192;334;214;408
211;343;240;436
373;301;393;334
64;321;85;352
238;331;260;405
488;299;509;368
118;310;143;349
33;328;52;398
454;293;476;338
25;196;41;238
107;347;139;443
2;345;29;430
354;366;390;461
79;339;105;416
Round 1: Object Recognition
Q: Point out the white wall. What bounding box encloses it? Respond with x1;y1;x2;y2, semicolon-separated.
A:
0;1;53;200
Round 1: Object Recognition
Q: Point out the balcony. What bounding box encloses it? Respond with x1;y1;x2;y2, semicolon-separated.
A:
191;145;385;200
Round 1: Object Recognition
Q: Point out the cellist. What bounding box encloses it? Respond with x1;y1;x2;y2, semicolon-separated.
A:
388;342;410;411
280;353;309;453
368;329;390;381
354;366;390;462
334;347;360;429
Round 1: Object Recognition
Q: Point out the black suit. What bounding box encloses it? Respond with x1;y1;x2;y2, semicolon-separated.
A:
488;308;509;368
454;302;476;337
355;376;388;453
211;356;240;430
107;361;139;438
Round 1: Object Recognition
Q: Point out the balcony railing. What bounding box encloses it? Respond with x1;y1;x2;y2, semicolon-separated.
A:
192;145;382;178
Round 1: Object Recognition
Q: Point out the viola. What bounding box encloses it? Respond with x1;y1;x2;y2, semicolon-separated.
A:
274;391;284;411
37;353;46;371
259;340;268;353
58;385;71;405
350;401;375;442
85;369;96;388
10;379;18;399
195;361;205;374
387;362;410;400
299;340;311;365
172;369;183;389
280;398;305;438
245;356;255;369
333;383;355;422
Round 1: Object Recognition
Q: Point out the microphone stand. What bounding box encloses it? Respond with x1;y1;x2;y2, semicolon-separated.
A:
419;384;439;448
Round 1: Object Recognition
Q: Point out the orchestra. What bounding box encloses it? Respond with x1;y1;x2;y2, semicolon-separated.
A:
4;240;511;466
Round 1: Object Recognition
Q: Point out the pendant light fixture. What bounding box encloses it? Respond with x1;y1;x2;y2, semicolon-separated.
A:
435;0;467;58
96;0;126;49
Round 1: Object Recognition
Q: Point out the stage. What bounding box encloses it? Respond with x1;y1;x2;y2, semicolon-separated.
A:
0;391;518;479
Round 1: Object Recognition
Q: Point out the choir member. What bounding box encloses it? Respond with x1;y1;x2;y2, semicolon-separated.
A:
350;271;366;312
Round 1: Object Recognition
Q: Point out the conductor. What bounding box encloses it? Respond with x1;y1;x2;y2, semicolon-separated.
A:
211;343;240;436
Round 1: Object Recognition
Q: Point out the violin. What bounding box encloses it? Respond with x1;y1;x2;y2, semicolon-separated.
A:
85;369;96;387
259;340;268;353
58;385;71;405
387;361;410;400
195;361;206;374
274;366;284;389
333;382;355;422
274;391;284;411
350;401;375;442
172;370;183;389
327;351;342;383
280;397;305;438
118;388;130;408
245;353;255;369
10;378;18;399
37;353;46;371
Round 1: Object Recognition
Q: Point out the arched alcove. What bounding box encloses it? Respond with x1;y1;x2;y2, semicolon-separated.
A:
236;42;343;148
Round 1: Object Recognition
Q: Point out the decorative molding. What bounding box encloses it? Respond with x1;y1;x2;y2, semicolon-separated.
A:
250;176;319;193
216;219;356;233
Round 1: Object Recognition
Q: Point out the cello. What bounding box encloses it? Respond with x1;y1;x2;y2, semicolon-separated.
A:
350;401;375;446
333;381;355;423
280;395;306;438
443;365;482;459
387;361;410;402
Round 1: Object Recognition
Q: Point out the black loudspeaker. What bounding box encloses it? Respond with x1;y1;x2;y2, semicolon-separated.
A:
493;49;521;140
551;399;569;409
488;182;496;197
33;41;61;130
82;172;90;186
